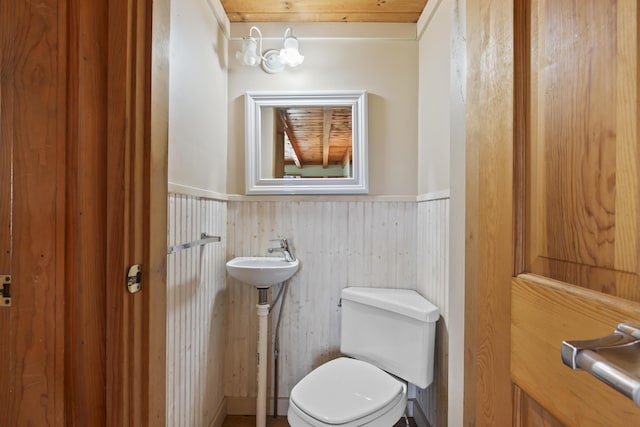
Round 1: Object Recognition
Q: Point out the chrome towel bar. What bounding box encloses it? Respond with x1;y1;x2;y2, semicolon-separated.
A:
167;233;221;255
562;322;640;407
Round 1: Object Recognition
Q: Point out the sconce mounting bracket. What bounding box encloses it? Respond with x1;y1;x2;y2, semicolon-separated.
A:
261;50;285;74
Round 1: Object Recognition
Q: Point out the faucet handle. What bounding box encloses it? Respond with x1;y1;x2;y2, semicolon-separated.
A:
270;238;292;249
268;238;295;261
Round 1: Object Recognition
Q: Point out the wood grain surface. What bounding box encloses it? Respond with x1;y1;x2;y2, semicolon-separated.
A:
525;0;640;301
465;0;515;424
512;275;640;425
219;0;428;23
0;0;67;424
65;0;109;423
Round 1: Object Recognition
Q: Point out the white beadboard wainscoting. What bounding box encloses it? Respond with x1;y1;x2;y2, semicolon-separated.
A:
224;199;419;414
166;192;451;427
167;193;227;427
415;196;450;427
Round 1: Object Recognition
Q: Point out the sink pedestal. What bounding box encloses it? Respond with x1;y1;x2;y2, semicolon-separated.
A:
225;256;299;427
256;289;269;427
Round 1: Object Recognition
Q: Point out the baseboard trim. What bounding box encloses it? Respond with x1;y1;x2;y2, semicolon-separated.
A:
227;397;255;415
209;398;228;427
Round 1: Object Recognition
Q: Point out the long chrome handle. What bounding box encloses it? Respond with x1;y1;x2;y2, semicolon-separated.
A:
562;323;640;407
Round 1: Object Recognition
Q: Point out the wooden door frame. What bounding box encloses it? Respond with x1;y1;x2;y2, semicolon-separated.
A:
105;0;167;424
71;0;168;422
66;0;108;422
464;0;515;425
147;0;170;423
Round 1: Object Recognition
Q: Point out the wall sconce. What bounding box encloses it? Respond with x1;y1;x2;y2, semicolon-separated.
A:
236;26;304;74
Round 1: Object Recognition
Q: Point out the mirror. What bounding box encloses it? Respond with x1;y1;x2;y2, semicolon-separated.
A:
245;90;368;195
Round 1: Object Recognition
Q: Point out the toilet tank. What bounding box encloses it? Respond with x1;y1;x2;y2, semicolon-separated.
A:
340;287;439;389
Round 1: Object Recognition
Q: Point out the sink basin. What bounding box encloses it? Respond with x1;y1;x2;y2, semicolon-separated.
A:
226;256;299;288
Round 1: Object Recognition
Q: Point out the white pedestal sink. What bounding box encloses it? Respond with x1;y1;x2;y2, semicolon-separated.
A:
226;256;299;288
226;256;299;427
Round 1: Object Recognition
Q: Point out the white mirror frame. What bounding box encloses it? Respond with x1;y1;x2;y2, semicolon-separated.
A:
245;90;368;195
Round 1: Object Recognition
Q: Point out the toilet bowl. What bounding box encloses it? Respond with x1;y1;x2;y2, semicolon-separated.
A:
288;358;407;426
288;287;439;427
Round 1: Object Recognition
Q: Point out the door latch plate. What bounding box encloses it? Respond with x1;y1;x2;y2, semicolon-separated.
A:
1;275;11;306
127;265;142;294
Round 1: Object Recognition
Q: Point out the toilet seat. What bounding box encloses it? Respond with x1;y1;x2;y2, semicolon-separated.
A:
288;357;407;426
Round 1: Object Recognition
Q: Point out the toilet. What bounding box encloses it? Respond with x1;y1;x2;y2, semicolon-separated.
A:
288;287;439;427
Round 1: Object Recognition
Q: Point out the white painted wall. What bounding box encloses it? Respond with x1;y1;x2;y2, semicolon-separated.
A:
418;0;452;195
416;1;467;426
166;1;231;426
168;0;229;193
447;1;467;426
227;23;419;196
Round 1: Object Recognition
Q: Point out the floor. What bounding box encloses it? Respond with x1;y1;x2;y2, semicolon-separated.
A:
221;415;418;426
221;416;287;427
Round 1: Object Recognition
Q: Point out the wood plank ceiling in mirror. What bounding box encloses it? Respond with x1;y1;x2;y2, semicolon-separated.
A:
219;0;429;23
277;106;352;169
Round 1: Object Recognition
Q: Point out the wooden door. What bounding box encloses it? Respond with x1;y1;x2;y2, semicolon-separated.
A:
0;1;68;424
0;0;166;425
511;0;640;424
466;0;640;425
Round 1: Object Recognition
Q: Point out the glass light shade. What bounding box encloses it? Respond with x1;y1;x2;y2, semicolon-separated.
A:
236;37;260;66
279;36;304;67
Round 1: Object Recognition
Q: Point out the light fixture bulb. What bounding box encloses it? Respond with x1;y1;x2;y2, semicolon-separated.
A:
279;36;304;67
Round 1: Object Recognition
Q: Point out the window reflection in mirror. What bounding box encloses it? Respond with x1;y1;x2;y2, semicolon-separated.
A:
261;106;353;179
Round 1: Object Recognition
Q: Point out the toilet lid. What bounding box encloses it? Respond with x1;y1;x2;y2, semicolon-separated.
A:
290;357;404;425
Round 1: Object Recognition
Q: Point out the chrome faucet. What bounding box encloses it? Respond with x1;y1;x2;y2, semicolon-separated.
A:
268;238;295;262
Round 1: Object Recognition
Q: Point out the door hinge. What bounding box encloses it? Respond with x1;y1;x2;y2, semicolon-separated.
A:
127;264;142;294
1;275;11;307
